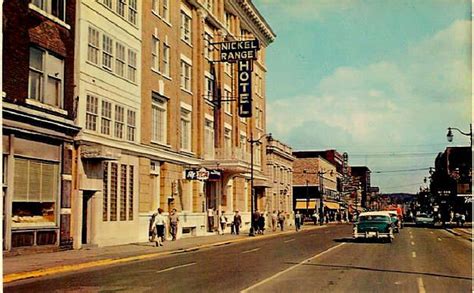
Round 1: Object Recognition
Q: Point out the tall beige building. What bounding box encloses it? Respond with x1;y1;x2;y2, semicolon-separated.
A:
139;0;275;239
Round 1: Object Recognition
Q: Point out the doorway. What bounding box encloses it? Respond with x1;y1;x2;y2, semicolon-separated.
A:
82;191;94;245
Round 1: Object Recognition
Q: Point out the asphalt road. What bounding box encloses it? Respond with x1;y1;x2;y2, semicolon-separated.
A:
5;225;472;293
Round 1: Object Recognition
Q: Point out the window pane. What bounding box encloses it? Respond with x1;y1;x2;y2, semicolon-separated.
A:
30;47;43;70
29;71;42;100
45;77;61;107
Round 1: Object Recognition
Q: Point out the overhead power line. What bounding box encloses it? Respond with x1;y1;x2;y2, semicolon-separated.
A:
372;167;431;174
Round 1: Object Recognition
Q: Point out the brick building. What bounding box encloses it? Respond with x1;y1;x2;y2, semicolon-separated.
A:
2;0;79;251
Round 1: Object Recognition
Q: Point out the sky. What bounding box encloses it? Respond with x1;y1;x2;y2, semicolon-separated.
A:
253;0;472;194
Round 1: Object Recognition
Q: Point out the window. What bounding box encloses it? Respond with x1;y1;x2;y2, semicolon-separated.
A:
115;42;126;77
152;0;160;15
128;166;134;220
114;105;124;139
224;128;232;157
204;32;213;60
103;0;112;9
152;36;160;72
240;134;247;160
12;158;59;227
180;108;191;151
88;27;100;64
225;12;232;32
117;0;126;17
28;47;64;108
127;110;136;141
31;0;65;21
180;60;192;91
204;73;214;102
162;0;169;21
181;11;192;43
223;88;232;114
204;0;213;12
128;49;137;82
101;100;112;135
86;94;98;131
152;94;167;144
204;119;215;159
163;43;170;76
128;0;137;25
103;163;108;221
120;164;127;221
110;162;118;221
224;62;232;76
102;35;113;70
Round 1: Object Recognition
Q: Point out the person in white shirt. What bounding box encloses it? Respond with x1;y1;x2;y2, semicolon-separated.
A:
153;208;166;247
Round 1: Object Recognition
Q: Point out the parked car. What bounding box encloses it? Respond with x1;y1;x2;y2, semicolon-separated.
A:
415;213;434;227
353;211;394;243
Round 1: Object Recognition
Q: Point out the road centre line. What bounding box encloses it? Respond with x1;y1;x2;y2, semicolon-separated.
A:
242;248;261;254
240;243;346;293
412;252;417;258
410;235;414;239
417;277;426;293
437;238;442;241
430;231;434;234
156;262;196;273
411;241;415;246
284;239;295;243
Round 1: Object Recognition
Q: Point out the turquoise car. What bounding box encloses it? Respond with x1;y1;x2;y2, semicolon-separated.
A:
353;211;394;243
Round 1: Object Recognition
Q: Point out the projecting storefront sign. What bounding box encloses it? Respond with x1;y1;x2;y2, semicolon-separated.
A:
238;60;252;117
220;40;259;62
185;168;222;181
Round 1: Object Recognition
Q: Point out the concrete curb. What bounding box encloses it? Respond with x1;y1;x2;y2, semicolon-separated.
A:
3;225;325;284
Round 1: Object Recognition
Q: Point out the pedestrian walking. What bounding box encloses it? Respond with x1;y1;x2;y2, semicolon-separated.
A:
460;213;466;227
233;210;242;235
153;208;166;247
278;211;285;231
169;208;179;241
148;211;157;242
271;211;278;232
258;213;265;234
208;208;215;232
253;210;260;234
295;210;302;232
220;211;228;234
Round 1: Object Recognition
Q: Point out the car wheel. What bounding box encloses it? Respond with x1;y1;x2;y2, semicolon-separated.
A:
387;236;393;243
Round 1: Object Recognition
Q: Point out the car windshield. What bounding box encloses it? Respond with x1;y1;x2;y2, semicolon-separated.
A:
359;215;389;222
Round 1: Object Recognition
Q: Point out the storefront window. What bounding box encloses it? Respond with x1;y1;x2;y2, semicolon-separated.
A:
12;158;58;227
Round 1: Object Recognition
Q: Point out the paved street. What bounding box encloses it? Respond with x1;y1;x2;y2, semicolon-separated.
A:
5;224;471;292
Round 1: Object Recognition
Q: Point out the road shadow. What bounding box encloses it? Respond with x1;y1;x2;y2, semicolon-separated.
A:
293;263;472;281
333;237;392;244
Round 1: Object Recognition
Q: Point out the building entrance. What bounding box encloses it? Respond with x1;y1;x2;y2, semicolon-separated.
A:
82;191;94;245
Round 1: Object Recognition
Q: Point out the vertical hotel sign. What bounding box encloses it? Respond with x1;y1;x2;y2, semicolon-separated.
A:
216;39;260;117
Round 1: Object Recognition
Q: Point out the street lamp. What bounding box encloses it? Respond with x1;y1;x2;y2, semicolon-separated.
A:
248;132;271;236
447;123;472;148
318;170;333;224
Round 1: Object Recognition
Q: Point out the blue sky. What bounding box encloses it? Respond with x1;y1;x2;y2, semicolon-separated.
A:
253;0;472;193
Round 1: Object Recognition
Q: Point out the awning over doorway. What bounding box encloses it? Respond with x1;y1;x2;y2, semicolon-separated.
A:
295;200;317;209
324;202;340;210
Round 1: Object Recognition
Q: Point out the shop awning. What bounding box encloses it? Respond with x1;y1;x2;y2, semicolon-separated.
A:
295;200;317;209
324;202;340;210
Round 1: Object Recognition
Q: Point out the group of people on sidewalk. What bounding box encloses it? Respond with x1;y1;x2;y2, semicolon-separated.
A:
148;208;180;247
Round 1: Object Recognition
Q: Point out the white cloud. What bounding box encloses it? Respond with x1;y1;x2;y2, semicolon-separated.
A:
267;20;471;192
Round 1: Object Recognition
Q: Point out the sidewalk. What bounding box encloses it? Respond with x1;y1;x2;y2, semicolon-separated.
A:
3;224;325;283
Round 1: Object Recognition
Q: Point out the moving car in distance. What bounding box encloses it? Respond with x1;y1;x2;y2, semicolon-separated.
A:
353;211;394;243
414;212;435;227
382;211;401;233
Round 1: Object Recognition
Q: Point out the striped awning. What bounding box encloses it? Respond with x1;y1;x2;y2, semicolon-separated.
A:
295;200;317;209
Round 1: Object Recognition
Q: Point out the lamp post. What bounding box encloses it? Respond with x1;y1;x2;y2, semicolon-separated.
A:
248;132;271;236
447;123;472;148
318;170;333;224
303;169;309;217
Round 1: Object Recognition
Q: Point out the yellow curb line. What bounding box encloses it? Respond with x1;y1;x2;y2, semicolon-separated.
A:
4;225;325;284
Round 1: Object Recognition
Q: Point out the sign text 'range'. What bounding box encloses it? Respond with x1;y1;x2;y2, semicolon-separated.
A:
219;40;259;62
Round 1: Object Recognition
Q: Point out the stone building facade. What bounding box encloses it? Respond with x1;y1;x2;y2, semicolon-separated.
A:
265;137;294;214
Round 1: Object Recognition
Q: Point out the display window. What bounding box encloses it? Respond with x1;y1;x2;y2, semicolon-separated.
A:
12;157;59;228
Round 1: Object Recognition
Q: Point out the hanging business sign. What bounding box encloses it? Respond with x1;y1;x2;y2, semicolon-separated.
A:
238;59;252;117
220;40;259;62
184;168;221;181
